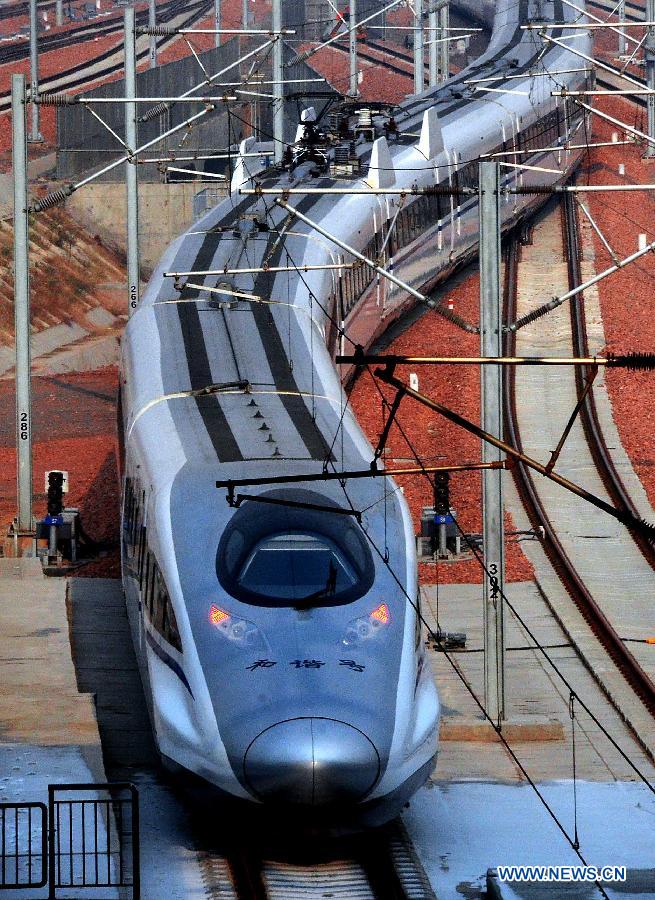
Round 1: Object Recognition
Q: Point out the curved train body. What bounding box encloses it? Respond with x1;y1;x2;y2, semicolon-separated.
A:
119;0;591;825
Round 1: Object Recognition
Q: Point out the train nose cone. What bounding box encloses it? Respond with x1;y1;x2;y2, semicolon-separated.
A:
244;718;380;806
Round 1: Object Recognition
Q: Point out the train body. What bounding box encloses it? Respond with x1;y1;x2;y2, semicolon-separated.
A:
119;0;591;826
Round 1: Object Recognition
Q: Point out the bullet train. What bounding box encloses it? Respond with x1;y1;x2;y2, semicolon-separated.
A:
118;0;591;826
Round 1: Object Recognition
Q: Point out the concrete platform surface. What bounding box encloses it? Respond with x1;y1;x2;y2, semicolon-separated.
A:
406;780;655;900
0;558;102;750
422;582;655;783
65;578;655;900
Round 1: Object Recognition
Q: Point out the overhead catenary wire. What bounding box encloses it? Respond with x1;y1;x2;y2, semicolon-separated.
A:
207;58;655;883
272;0;652;824
327;455;613;899
349;369;655;799
60;0;655;856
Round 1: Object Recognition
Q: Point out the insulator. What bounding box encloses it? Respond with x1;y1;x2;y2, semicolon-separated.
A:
606;351;655;370
138;101;170;123
423;185;471;197
510;296;560;332
357;108;373;127
333;142;352;165
514;184;557;196
30;185;75;213
633;518;655;541
430;303;479;334
137;25;174;36
38;93;77;107
287;49;312;66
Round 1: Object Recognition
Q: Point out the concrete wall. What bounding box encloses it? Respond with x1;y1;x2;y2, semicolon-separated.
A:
65;181;227;274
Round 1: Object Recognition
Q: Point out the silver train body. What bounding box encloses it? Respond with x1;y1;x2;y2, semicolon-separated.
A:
119;0;591;826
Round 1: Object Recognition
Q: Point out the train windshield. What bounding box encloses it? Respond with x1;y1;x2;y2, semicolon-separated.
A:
237;533;358;602
216;490;375;607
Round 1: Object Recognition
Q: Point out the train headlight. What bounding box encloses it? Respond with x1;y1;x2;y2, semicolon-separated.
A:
208;604;267;651
343;602;390;646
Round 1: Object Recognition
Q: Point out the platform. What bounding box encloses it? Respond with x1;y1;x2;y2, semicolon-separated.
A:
0;558;105;776
422;581;655;783
4;570;654;898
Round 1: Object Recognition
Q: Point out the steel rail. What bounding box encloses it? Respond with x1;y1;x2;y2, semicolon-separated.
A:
0;0;205;66
0;0;214;116
209;822;435;899
562;188;655;598
503;211;655;719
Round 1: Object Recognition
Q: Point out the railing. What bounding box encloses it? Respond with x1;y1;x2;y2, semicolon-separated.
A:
0;803;48;890
193;186;227;219
0;783;139;898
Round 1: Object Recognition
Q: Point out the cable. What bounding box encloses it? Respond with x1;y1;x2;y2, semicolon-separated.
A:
328;461;611;899
226;17;655;799
358;366;655;795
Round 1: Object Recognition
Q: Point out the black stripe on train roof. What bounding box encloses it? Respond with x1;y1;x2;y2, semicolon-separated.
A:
163;0;563;463
177;302;243;462
326;0;564;168
248;189;335;462
173;185;334;462
179;193;254;301
396;0;541;126
162;193;255;463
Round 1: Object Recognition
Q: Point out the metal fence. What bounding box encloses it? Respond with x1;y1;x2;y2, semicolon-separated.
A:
56;39;241;182
0;783;139;898
193;186;228;220
56;39;338;183
0;803;47;890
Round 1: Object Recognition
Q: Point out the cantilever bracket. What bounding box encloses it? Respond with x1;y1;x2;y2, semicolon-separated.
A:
544;365;598;474
373;367;655;539
216;462;504;501
372;385;403;462
232;493;362;521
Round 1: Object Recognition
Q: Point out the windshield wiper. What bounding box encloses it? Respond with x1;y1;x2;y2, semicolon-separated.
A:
294;561;337;608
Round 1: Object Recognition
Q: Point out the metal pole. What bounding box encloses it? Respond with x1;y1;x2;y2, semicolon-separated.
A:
125;8;140;314
646;0;655;156
242;0;248;29
429;9;438;87
618;0;626;56
214;0;220;48
478;160;505;723
29;0;42;141
56;0;63;26
414;0;424;94
12;75;33;535
272;0;283;164
349;0;358;97
438;1;449;83
149;0;157;67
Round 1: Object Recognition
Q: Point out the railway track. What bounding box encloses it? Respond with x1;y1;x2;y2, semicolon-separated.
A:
198;822;436;900
0;0;214;116
587;0;645;20
504;199;655;732
330;13;490;82
331;38;423;79
0;0;199;65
